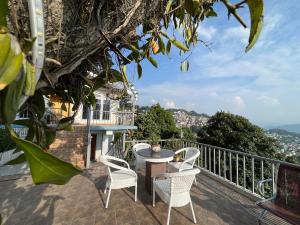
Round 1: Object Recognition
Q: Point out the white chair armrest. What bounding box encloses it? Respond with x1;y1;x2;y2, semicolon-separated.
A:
175;148;186;155
105;161;137;178
104;155;130;169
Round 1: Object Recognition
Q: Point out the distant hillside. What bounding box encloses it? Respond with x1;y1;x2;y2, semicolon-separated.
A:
272;124;300;134
137;106;210;128
167;108;210;128
268;128;300;138
167;108;210;118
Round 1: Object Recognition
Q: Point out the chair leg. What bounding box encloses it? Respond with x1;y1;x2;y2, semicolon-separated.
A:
167;204;172;225
190;200;196;223
194;177;197;186
135;183;137;202
258;209;267;225
152;188;155;207
105;187;112;208
104;183;108;194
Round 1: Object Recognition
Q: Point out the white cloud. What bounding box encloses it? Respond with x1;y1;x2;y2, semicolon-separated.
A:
233;96;245;110
257;95;279;105
197;25;217;41
223;26;249;44
151;99;157;104
165;100;176;108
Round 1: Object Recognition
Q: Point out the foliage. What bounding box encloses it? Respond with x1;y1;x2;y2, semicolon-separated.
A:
0;0;265;185
197;111;299;197
181;127;196;141
135;104;179;140
0;128;16;152
198;111;281;158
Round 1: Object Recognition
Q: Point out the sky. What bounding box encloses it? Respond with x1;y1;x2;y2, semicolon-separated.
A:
127;0;300;128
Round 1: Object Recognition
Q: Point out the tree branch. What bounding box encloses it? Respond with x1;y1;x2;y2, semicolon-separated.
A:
221;0;247;28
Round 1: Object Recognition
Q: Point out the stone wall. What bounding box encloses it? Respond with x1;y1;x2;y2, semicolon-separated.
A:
49;126;88;168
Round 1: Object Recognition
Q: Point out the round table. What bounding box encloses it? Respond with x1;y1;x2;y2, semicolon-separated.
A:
137;148;175;194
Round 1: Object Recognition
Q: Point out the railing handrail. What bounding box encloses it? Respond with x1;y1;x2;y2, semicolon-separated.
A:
124;139;300;168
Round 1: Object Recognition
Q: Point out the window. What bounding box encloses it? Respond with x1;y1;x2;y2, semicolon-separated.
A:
93;101;101;120
19;109;29;119
82;105;89;119
102;100;110;120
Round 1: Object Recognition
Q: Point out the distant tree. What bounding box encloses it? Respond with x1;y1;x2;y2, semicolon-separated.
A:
135;104;179;139
198;111;281;159
181;127;196;141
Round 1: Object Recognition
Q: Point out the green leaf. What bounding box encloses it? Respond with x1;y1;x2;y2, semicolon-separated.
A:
165;0;173;14
245;0;264;52
0;35;23;90
44;128;56;147
110;69;123;82
180;60;189;72
4;153;26;165
147;57;158;68
184;0;199;17
157;35;165;54
137;63;142;79
22;37;36;54
206;9;218;17
24;60;36;96
166;40;172;55
31;91;45;119
0;0;8;27
1;68;26;124
160;32;170;40
57;117;74;130
9;128;81;185
170;38;189;52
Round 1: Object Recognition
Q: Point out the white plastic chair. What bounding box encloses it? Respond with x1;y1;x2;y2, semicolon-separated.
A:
100;155;138;208
132;143;151;171
153;168;200;225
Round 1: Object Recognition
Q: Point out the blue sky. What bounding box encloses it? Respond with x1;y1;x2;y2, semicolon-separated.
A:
127;0;300;127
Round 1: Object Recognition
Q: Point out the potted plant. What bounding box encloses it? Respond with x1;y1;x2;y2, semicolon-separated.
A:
150;134;161;152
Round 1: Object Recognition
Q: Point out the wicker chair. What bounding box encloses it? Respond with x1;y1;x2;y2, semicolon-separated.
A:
153;168;200;225
169;147;200;184
100;155;138;208
132;143;151;171
257;164;300;225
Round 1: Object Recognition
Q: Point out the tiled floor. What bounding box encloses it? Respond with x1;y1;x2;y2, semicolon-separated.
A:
0;163;290;225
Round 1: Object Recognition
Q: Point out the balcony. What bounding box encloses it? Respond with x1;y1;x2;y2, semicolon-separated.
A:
1;140;297;225
89;110;135;126
45;108;135;127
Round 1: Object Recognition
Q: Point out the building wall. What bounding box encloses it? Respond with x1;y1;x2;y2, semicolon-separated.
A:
48;126;88;169
73;90;119;125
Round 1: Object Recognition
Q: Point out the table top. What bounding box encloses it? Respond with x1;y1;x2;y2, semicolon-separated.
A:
137;148;175;163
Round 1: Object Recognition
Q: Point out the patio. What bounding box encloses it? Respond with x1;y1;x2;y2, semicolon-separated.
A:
0;163;290;225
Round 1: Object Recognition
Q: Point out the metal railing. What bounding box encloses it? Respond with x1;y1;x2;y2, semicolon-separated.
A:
122;139;300;198
90;110;134;126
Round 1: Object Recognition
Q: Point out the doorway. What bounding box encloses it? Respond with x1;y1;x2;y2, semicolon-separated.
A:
91;134;97;161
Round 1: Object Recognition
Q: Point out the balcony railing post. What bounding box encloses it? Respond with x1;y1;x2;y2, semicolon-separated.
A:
272;163;275;195
243;155;246;189
224;150;226;179
218;149;221;176
229;152;232;182
252;157;255;193
209;147;211;172
213;148;216;174
236;153;239;186
205;146;207;170
261;160;264;195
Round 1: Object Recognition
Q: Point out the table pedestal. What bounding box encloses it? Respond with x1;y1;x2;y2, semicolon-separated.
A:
145;161;167;194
